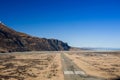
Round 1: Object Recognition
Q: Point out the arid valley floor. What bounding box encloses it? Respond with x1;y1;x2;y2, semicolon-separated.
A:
0;51;120;80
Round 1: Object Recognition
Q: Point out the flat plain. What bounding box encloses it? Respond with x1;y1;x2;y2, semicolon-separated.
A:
0;52;64;80
0;51;120;80
65;51;120;80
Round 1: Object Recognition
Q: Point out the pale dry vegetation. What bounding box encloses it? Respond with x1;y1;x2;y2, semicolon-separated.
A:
65;52;120;80
0;53;64;80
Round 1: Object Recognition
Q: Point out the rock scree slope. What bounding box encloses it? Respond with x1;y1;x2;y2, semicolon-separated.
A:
0;23;70;52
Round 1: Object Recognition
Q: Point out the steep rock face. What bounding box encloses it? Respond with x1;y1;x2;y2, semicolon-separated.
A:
0;23;70;52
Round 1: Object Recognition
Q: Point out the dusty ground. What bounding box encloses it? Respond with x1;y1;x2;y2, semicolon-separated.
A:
0;51;120;80
0;53;64;80
65;52;120;80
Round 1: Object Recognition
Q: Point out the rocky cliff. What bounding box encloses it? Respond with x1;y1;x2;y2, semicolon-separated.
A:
0;23;70;53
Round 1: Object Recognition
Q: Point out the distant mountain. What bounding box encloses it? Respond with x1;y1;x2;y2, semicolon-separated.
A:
90;48;120;51
0;23;70;53
69;47;120;51
81;47;120;51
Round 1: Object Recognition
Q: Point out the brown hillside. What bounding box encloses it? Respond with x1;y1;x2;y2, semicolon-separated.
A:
0;23;70;53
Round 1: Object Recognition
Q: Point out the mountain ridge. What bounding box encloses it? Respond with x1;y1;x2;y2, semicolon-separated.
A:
0;23;70;53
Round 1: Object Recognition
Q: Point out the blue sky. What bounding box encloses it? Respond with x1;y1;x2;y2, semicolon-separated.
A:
0;0;120;48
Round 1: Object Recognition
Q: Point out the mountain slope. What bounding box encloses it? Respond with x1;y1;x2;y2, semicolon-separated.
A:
0;23;70;52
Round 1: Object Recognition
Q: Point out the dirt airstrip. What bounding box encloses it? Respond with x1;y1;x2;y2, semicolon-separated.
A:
65;52;120;80
0;51;120;80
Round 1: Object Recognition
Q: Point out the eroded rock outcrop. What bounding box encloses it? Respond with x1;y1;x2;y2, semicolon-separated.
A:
0;23;70;53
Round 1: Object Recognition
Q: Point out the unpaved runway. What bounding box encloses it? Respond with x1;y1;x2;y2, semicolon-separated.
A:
61;53;105;80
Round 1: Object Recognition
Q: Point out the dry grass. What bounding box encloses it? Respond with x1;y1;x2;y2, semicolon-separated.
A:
65;52;120;80
0;53;64;80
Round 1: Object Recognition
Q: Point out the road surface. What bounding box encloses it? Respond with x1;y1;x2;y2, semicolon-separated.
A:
61;53;105;80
